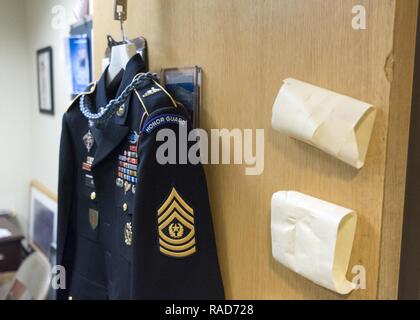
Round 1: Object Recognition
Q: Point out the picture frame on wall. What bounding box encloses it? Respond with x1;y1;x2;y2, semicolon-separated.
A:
36;46;54;115
28;181;57;261
69;35;92;95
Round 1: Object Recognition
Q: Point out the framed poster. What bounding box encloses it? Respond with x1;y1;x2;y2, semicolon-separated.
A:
36;47;54;115
29;181;57;260
69;35;92;95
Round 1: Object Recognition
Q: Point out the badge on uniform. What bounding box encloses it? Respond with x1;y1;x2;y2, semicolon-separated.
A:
116;178;124;188
83;130;95;153
85;174;95;188
157;188;196;258
124;181;132;193
89;209;99;230
124;222;132;246
128;130;139;144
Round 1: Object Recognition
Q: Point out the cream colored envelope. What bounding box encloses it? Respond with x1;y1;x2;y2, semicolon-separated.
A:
271;191;358;295
272;78;376;169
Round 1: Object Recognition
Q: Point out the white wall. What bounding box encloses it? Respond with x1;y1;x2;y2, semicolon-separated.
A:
0;0;78;232
24;0;77;194
0;0;32;228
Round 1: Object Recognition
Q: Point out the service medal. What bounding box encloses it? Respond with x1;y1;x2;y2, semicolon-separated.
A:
124;181;132;193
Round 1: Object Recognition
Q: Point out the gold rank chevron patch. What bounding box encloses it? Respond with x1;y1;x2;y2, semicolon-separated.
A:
158;188;196;258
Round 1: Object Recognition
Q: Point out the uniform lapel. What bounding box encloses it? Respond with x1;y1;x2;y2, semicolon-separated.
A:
91;122;129;167
91;54;146;168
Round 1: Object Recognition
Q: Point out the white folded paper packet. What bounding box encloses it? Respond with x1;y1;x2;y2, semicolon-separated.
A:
271;191;358;295
272;78;376;169
0;228;12;239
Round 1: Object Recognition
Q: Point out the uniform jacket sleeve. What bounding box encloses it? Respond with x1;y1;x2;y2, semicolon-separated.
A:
57;113;76;300
131;107;225;300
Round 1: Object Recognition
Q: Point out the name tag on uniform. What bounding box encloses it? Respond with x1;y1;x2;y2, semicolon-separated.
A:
85;174;95;188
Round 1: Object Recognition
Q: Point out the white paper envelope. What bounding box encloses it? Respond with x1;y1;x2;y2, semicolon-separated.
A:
272;78;376;169
271;191;358;295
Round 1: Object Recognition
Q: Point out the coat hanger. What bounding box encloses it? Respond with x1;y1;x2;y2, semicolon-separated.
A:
107;0;136;85
105;35;149;73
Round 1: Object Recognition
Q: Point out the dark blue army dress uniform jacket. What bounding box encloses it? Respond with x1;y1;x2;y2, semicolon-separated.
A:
57;54;224;300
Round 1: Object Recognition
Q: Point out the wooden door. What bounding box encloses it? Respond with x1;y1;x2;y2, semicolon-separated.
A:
92;0;418;299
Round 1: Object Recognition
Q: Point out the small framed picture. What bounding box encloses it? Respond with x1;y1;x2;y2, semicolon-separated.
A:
29;181;58;260
36;47;54;115
69;35;92;95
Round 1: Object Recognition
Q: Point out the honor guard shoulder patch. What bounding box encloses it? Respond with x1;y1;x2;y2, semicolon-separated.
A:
142;114;187;135
158;188;196;258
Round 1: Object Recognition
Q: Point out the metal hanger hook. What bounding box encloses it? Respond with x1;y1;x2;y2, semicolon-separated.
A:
114;0;128;43
118;12;128;43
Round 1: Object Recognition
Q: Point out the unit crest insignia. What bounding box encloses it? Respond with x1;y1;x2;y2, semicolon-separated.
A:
89;209;99;230
158;188;196;258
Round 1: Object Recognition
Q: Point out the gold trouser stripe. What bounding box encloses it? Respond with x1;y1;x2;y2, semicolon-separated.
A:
160;246;196;258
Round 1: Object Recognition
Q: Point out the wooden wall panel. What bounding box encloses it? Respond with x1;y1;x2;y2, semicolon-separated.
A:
92;0;418;299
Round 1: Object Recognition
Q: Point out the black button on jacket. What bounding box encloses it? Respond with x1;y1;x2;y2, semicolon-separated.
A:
57;54;224;300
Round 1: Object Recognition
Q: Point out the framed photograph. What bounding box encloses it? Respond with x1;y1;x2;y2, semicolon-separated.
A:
36;47;54;115
29;181;57;260
69;35;92;95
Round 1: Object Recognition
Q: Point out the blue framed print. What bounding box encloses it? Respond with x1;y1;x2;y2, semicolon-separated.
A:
69;35;92;95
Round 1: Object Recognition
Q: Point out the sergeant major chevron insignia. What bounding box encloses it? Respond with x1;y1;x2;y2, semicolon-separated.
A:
158;188;196;258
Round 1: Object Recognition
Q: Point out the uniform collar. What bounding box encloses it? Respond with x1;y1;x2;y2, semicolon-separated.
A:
91;53;146;168
114;54;146;125
95;53;146;125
